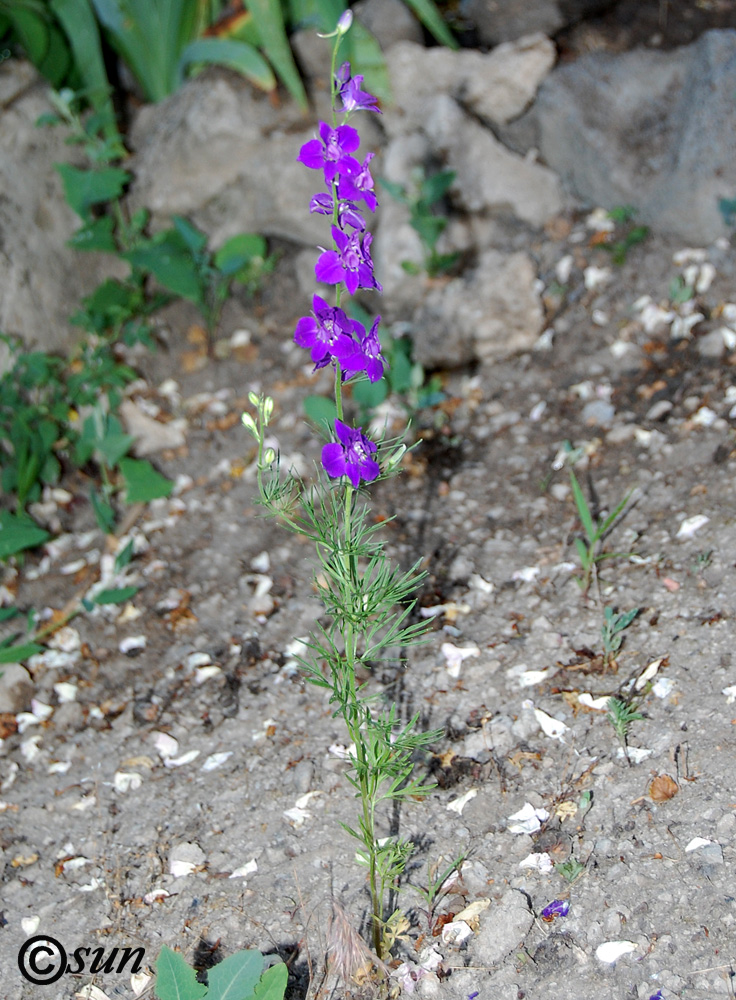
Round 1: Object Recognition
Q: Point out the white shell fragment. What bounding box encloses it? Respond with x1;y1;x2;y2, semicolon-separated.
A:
722;685;736;704
676;514;709;539
578;693;610;712
21;916;41;935
441;920;474;946
195;665;222;684
169;842;205;877
685;837;714;852
164;750;200;768
131;971;152;997
616;747;653;763
519;852;554;873
153;732;179;759
635;658;664;691
114;771;143;793
507;802;550;834
534;708;569;740
595;940;638;963
441;641;480;677
229;859;258;879
119;635;147;655
201;752;233;771
447;788;478;815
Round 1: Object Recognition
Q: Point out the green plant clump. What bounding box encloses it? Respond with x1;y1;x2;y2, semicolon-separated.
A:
155;945;287;1000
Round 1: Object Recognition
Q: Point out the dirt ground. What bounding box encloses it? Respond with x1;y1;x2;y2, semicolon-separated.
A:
2;197;736;1000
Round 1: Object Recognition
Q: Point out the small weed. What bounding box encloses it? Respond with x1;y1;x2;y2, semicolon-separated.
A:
379;167;460;277
692;549;713;573
669;275;694;305
601;606;639;668
567;461;636;598
409;852;466;932
554;856;586;884
602;206;649;265
606;696;643;766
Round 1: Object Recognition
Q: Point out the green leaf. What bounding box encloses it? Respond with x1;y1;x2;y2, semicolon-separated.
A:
119;457;173;504
242;0;307;110
253;962;288;1000
172;215;209;254
0;608;20;624
179;37;276;93
90;489;116;533
114;537;135;571
97;414;134;467
206;949;264;1000
55;163;129;221
401;0;458;48
352;378;387;410
0;641;45;663
303;395;337;433
214;233;267;276
94;585;139;605
0;511;50;560
124;234;206;307
67;215;118;253
421;169;456;205
51;0;119;135
154;945;207;1000
569;470;596;543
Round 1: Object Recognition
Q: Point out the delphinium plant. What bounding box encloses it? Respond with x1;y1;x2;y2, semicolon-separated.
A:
242;12;443;973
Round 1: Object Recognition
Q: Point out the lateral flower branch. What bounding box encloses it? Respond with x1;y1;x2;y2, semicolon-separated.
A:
242;13;442;970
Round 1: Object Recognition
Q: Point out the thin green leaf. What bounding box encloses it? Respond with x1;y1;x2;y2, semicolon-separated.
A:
243;0;307;110
599;490;633;536
179;37;276;92
90;489;116;534
51;0;119;135
94;586;139;605
118;457;173;504
569;470;596;543
401;0;458;48
0;642;45;663
206;950;264;1000
0;608;20;624
154;945;207;1000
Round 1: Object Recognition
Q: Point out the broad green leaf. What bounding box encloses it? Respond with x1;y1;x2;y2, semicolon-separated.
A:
303;395;337;433
55;163;129;221
172;215;209;254
206;949;264;1000
214;233;266;275
67;216;117;253
92;0;179;102
243;0;307;110
6;7;49;66
179;37;276;93
119;457;173;504
94;585;139;605
154;945;207;1000
36;21;72;86
253;962;288;1000
0;641;45;663
421;169;456;206
0;511;50;560
402;0;458;48
124;239;205;307
97;414;134;467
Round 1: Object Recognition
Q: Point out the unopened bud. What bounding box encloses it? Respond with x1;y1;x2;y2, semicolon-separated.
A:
336;9;353;34
262;396;274;424
248;391;260;407
262;447;276;466
384;444;406;472
241;412;258;437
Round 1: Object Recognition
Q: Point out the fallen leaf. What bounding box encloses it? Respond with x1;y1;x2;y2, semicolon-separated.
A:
649;774;678;801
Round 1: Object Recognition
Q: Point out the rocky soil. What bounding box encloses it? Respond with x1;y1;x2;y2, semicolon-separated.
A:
3;4;736;1000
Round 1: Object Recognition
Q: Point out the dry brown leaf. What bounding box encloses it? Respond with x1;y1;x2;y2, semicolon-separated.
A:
649;774;679;802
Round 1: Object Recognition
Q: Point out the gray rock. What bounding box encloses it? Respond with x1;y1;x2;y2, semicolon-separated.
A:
384;36;556;135
470;889;535;965
427;95;563;227
353;0;424;50
462;0;616;46
536;29;736;243
0;64;124;352
413;249;544;367
0;663;34;713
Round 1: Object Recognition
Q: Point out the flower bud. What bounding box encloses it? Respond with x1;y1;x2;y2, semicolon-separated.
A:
263;447;276;466
248;391;260;407
241;412;258;437
263;396;274;424
336;9;353;34
384;444;406;472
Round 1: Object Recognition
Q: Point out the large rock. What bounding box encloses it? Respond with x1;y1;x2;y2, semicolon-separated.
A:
128;74;334;247
461;0;617;46
468;890;535;964
384;35;556;134
412;249;544;367
0;62;123;352
536;29;736;243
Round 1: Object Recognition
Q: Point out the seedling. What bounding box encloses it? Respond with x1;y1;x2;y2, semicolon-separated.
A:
601;606;639;668
602;206;649;265
554;856;586;884
410;852;466;931
154;945;286;1000
568;462;635;598
606;696;643;766
379;167;460;277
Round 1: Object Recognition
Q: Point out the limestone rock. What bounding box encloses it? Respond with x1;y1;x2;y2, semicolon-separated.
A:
0;664;34;714
536;29;736;242
412;250;544;367
463;0;616;46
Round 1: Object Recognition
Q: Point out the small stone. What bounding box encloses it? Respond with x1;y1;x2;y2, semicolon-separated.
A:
469;890;534;964
0;664;34;714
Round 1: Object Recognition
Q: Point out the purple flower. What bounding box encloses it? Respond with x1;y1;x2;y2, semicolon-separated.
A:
309;192;366;231
315;226;382;295
342;316;385;382
322;419;380;488
649;993;665;1000
335;62;380;114
337;152;377;212
297;122;360;182
294;295;355;368
541;899;570;922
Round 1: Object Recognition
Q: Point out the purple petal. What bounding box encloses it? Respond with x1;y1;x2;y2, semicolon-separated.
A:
315;250;344;285
334;418;352;445
310;193;333;215
297;139;324;169
294;315;318;348
344;268;359;295
541;899;570;921
322;442;346;479
335;124;360;154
